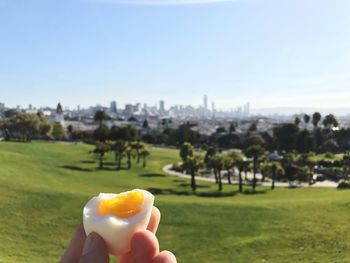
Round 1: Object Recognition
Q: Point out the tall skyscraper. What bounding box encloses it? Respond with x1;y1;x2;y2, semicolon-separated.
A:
204;95;208;110
110;101;117;114
159;100;165;113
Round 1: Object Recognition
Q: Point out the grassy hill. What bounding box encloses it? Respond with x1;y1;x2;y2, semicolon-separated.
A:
0;141;349;262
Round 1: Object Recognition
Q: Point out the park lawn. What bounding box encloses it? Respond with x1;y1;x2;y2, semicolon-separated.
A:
0;141;349;263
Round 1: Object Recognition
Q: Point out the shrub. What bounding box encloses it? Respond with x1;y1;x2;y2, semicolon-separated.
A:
172;163;183;173
337;179;350;189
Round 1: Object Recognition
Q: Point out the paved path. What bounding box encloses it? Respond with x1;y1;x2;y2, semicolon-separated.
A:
162;164;338;188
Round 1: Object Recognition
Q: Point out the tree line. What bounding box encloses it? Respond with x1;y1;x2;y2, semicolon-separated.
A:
91;111;150;170
0;111;64;141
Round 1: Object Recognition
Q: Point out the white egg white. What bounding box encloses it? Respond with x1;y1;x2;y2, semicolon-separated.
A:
83;189;154;256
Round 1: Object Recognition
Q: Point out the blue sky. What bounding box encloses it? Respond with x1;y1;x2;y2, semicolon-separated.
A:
0;0;349;110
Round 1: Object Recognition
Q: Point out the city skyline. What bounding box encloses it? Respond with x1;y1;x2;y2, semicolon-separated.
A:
1;0;350;109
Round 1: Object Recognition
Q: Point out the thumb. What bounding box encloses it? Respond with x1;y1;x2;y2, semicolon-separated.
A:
79;233;109;263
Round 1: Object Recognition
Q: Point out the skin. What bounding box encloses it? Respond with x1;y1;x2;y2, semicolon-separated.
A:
61;207;177;263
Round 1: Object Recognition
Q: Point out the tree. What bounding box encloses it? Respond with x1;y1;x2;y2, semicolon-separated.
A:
132;140;145;164
52;123;65;140
298;152;317;184
208;155;225;191
322;114;338;129
270;162;285;190
244;145;265;191
67;124;74;140
229;122;237;133
125;145;136;169
93;125;109;142
273;124;299;152
112;140;127;170
312;112;322;128
1;113;44;141
94;110;110;126
303;114;311;125
110;125;138;142
248;122;257;132
296;129;314;153
142;119;149;129
140;149;151;168
294;117;301;126
180;142;194;164
236;159;245;193
183;155;203;191
243;135;265;149
216;126;226;133
94;142;110;169
223;155;234;184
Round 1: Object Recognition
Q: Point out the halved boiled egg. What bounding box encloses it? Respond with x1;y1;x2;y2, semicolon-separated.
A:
83;189;154;255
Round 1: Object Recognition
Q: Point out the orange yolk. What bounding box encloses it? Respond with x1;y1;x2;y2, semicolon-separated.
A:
98;191;144;218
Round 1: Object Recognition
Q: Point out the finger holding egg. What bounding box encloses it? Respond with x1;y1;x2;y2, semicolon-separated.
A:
83;189;155;256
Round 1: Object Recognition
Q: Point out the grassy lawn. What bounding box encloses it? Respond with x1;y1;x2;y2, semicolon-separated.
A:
0;141;349;263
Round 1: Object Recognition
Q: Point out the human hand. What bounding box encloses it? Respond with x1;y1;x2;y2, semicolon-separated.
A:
60;207;177;263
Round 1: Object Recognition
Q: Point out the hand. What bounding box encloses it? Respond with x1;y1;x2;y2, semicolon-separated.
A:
61;207;177;263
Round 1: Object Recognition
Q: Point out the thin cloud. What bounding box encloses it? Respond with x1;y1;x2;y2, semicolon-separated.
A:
92;0;236;5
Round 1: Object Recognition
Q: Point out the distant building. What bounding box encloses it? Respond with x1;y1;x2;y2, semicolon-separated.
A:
124;104;134;117
204;95;208;110
159;100;165;113
110;101;117;114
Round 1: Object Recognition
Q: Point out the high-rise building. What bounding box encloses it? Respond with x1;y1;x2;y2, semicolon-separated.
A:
110;101;117;114
159;100;165;113
0;102;5;112
204;95;208;110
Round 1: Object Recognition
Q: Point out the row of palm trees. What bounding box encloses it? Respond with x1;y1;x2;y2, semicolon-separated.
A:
179;142;285;192
93;140;150;170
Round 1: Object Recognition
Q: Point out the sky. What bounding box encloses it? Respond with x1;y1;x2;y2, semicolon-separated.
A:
0;0;350;110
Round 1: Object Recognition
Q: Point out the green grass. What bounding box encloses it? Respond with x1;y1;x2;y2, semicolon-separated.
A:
0;141;349;263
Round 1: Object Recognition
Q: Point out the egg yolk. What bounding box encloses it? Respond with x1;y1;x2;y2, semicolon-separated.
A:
98;191;144;218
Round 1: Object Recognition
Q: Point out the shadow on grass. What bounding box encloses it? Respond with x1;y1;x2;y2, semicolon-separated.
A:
146;187;237;198
242;189;268;195
177;182;210;188
58;165;93;172
80;160;96;164
139;173;166;177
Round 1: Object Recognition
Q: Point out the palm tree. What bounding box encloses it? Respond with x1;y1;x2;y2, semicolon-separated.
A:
67;124;74;141
93;142;110;169
270;162;285;190
112;140;127;170
244;145;265;191
223;155;234;184
208;156;219;184
140;149;151;168
211;155;225;191
298;152;317;185
312;112;321;128
125;145;136;169
184;155;203;191
228;151;244;185
132;140;145;164
304;114;310;125
236;159;246;193
180;142;194;172
94;110;110;127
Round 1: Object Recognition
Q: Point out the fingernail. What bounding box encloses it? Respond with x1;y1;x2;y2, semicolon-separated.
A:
82;233;96;255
